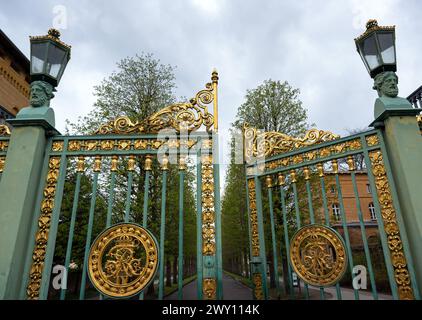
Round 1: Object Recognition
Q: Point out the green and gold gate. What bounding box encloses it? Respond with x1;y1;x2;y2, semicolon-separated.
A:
2;72;222;300
243;125;421;300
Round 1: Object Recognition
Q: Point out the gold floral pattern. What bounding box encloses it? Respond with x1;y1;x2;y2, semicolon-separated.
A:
247;179;260;257
94;72;217;135
369;150;415;300
290;225;347;287
203;278;217;300
27;157;61;299
202;155;216;256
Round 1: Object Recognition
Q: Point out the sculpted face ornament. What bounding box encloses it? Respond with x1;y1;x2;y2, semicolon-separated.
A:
290;225;347;287
373;71;399;98
88;223;159;298
29;81;55;107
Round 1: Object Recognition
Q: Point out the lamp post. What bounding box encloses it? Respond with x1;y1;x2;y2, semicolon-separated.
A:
30;28;71;88
355;19;416;123
355;20;422;300
0;29;71;299
9;29;71;131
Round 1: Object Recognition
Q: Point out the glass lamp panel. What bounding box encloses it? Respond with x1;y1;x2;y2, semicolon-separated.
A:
45;44;66;78
30;42;47;74
360;34;380;70
378;33;395;64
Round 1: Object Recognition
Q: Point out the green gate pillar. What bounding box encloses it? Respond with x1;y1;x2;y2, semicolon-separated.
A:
370;95;422;297
0;105;58;299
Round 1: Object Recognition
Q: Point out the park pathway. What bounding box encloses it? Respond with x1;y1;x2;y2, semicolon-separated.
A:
164;273;252;300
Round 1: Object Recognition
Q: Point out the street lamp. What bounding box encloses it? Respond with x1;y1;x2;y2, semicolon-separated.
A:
10;29;71;133
355;19;396;79
30;28;71;87
355;20;418;126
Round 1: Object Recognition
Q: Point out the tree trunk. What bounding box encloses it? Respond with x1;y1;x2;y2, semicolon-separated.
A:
268;253;276;288
166;258;172;287
172;256;178;285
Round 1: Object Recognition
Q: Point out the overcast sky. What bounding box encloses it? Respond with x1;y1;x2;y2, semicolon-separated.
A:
1;0;421;188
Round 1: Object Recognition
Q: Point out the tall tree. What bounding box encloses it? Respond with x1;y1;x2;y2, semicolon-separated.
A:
62;53;197;297
223;79;314;294
234;79;311;134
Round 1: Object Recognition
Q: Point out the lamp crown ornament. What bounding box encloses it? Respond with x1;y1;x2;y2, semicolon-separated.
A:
47;28;61;39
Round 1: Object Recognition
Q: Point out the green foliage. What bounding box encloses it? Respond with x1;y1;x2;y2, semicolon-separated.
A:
56;53;198;293
223;79;313;280
234;79;312;134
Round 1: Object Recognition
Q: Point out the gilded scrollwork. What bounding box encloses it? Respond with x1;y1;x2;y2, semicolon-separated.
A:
0;141;9;152
253;274;264;300
202;155;216;256
0;124;11;136
87;223;159;298
51;141;63;152
0;156;5;172
27;157;61;299
366;135;379;147
243;124;339;161
247;179;260;257
94;73;217;135
290;225;347;287
369;150;415;300
203;278;217;300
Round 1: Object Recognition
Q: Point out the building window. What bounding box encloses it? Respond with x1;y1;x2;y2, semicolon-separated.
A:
332;203;341;221
366;184;371;194
369;203;376;220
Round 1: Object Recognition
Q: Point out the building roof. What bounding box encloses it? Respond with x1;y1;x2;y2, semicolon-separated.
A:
0;29;30;72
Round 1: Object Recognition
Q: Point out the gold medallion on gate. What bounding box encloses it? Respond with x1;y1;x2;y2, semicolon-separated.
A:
290;224;347;287
88;223;159;298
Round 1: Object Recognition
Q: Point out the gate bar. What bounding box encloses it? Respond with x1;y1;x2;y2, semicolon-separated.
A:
317;166;342;300
158;161;168;300
291;172;310;299
60;168;83;300
278;174;294;298
79;158;100;300
332;160;359;300
178;164;185;300
349;167;378;299
196;142;203;299
265;176;281;297
106;156;118;227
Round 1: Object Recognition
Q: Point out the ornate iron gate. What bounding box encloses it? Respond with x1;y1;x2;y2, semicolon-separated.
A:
13;72;222;300
243;125;421;300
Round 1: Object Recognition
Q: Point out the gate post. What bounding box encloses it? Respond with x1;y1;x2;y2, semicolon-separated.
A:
371;97;422;298
0;104;58;299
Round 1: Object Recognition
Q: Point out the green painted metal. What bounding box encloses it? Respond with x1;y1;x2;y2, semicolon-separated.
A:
139;169;151;300
79;171;99;300
267;186;281;297
196;145;203;300
360;137;399;299
158;170;167;300
124;171;134;222
106;171;116;228
244;177;255;299
254;176;269;300
143;171;151;227
334;173;359;300
377;130;421;299
213;134;223;300
318;176;342;300
39;149;69;300
18;139;53;299
60;172;82;300
305;179;326;300
291;181;309;299
178;169;185;300
0;127;49;299
350;171;378;299
279;185;294;298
